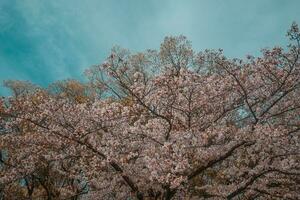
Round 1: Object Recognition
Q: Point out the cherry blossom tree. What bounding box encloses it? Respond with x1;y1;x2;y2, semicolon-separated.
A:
0;23;299;200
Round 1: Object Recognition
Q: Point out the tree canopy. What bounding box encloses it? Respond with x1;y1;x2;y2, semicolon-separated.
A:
0;23;299;200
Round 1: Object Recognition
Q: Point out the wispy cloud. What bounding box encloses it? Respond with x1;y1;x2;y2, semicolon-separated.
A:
0;0;299;95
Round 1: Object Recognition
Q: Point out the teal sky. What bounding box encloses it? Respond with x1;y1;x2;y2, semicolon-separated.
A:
0;0;300;95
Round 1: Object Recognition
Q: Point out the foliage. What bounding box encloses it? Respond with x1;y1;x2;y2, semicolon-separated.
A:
0;23;299;200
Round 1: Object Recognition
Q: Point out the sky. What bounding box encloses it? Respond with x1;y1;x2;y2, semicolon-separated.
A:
0;0;300;95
